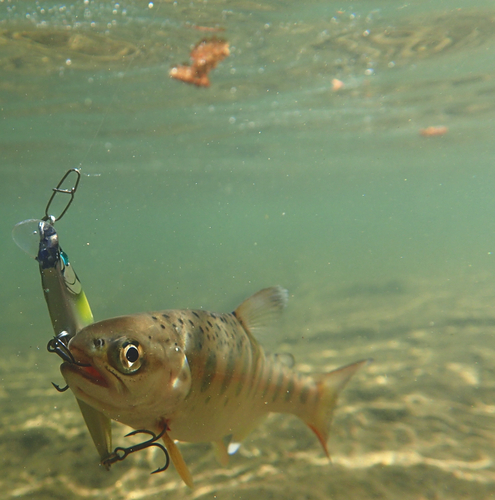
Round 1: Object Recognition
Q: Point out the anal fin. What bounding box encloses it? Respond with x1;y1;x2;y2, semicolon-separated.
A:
213;440;229;466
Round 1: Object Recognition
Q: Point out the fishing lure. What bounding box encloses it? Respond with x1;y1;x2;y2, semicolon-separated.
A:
13;170;168;472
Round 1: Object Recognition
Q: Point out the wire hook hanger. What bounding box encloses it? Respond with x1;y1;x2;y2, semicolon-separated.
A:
42;168;81;224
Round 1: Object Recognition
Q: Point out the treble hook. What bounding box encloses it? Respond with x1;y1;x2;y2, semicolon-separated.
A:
47;332;89;367
42;168;81;224
102;426;170;474
47;332;88;392
51;382;70;392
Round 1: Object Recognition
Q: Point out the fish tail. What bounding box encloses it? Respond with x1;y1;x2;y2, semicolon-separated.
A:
304;359;371;457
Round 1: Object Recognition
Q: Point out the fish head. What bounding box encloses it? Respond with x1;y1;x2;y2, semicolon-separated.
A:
61;314;191;427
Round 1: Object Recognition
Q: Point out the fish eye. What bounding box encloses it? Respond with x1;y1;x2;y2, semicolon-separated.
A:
119;341;143;373
125;345;139;363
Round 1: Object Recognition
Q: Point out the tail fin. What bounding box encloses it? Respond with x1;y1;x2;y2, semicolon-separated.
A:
304;359;371;457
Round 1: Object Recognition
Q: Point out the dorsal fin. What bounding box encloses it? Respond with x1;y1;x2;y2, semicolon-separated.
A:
234;286;288;336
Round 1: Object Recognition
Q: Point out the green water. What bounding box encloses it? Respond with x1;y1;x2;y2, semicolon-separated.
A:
2;1;495;499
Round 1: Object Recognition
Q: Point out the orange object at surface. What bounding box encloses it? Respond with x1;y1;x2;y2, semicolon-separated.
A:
170;38;230;87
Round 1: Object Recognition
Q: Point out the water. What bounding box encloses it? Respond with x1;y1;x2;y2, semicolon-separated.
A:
2;1;495;498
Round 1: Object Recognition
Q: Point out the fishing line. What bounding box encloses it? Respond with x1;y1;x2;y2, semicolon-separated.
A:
75;1;163;174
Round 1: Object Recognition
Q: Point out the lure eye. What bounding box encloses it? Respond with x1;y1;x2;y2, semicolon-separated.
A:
119;341;143;373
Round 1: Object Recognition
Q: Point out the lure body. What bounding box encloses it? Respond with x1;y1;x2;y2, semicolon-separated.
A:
13;169;112;465
36;221;93;338
35;220;113;461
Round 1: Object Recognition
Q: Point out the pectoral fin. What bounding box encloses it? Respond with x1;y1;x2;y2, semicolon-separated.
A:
162;431;194;488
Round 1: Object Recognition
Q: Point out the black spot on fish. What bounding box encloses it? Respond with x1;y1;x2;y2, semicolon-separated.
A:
160;324;165;330
201;351;217;392
192;325;205;352
192;311;200;319
151;316;158;320
236;337;245;352
188;319;194;327
207;320;213;328
172;323;177;329
178;318;184;325
162;313;170;319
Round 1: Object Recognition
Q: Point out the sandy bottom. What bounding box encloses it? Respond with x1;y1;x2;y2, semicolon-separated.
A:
2;274;495;500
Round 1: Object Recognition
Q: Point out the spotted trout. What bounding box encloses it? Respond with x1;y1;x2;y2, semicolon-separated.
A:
61;286;368;487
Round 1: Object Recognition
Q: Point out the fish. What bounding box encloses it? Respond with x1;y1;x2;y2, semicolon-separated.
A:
61;286;368;487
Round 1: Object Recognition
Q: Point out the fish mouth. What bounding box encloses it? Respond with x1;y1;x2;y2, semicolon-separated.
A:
63;362;109;388
62;347;108;388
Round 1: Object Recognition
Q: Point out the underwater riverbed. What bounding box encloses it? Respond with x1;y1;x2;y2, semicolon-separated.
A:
2;1;495;498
